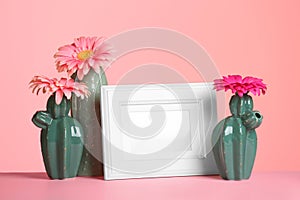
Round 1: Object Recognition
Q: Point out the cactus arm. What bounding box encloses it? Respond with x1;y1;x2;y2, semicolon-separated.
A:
32;111;53;130
242;111;263;130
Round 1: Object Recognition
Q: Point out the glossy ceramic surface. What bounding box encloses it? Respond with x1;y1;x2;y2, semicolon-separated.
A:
72;68;107;176
212;94;263;180
32;95;84;179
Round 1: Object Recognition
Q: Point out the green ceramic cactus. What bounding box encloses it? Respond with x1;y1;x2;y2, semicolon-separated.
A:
212;94;263;180
32;95;84;179
71;68;107;176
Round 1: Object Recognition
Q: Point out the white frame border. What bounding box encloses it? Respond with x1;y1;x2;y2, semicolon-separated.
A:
101;83;218;180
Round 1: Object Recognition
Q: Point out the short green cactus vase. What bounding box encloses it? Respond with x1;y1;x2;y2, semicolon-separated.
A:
32;94;84;179
212;94;263;180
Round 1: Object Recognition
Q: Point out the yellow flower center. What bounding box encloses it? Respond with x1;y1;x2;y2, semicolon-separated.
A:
77;50;93;61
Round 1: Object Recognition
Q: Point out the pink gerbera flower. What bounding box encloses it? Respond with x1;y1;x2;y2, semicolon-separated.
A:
214;75;267;97
29;75;90;104
54;36;113;80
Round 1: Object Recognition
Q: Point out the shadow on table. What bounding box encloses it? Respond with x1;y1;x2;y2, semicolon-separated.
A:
0;172;48;180
0;172;222;181
0;172;105;181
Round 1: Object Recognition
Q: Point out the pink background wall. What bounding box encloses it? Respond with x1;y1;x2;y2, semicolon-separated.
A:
1;0;299;172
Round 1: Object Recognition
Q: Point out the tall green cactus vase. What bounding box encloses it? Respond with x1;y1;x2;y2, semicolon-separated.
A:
71;68;107;176
32;94;84;179
212;94;263;180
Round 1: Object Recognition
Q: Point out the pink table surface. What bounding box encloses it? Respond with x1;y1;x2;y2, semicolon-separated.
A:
0;172;299;200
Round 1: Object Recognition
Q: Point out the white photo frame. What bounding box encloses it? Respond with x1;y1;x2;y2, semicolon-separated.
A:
101;83;218;180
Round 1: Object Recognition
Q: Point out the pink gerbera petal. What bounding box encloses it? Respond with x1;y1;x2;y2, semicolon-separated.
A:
54;36;114;79
63;89;72;100
77;69;85;80
55;90;64;104
92;65;100;74
29;75;90;104
213;75;267;96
